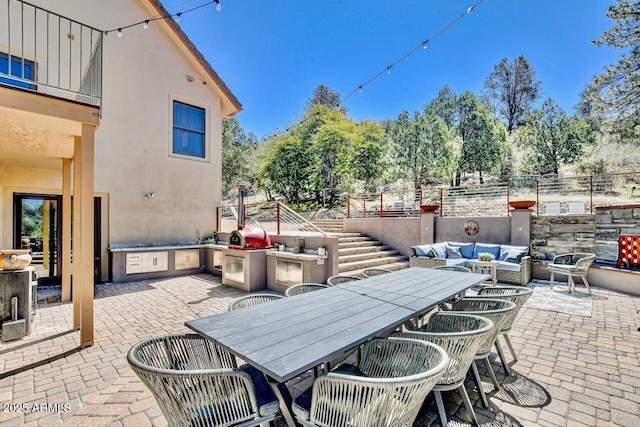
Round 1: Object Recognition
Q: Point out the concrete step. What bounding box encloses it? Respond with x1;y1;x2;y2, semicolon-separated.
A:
338;250;399;264
338;245;391;256
338;240;382;249
313;219;344;233
340;261;410;277
338;255;410;273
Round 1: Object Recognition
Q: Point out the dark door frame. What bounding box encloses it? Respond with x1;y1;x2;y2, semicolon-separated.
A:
13;193;62;285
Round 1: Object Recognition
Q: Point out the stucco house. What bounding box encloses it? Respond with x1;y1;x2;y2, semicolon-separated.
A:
0;0;240;345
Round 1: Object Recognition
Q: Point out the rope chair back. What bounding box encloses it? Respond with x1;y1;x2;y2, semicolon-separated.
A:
553;253;596;274
477;285;533;311
393;313;493;386
309;337;448;427
361;268;392;278
127;334;271;427
432;265;471;273
285;283;330;297
228;294;284;311
450;298;517;355
326;275;362;286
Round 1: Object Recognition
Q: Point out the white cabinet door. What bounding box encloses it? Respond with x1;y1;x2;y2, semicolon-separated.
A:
141;252;168;272
175;249;200;270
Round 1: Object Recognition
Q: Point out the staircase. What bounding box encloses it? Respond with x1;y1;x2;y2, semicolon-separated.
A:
333;232;409;277
312;219;344;233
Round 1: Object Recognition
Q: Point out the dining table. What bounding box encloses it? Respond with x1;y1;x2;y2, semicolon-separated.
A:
186;267;490;426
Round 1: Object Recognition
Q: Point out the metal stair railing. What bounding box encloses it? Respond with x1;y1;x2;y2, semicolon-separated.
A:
218;202;326;236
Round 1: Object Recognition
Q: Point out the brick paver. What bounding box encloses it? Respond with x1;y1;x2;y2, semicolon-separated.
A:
1;273;639;426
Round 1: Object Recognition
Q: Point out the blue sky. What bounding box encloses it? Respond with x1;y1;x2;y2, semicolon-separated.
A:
161;0;620;139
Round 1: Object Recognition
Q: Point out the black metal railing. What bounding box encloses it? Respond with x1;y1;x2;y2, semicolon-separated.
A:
0;0;102;106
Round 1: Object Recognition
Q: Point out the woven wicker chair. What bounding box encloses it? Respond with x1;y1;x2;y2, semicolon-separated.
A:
285;283;330;297
449;298;517;407
361;268;392;278
548;253;596;293
292;337;449;427
475;286;533;363
394;313;494;427
326;275;362;286
127;334;280;427
228;294;284;311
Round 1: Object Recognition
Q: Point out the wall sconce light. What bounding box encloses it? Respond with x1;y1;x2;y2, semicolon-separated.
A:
143;192;155;200
186;74;194;82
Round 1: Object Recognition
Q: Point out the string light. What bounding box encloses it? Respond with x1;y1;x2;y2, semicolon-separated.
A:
265;0;485;141
104;0;221;36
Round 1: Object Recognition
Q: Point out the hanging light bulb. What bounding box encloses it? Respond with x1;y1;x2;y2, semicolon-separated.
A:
117;29;123;38
216;1;222;11
422;41;428;50
143;20;150;30
358;86;363;94
175;12;182;22
467;5;474;14
387;66;392;74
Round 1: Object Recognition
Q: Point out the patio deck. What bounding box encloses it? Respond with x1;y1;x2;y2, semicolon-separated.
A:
0;274;639;427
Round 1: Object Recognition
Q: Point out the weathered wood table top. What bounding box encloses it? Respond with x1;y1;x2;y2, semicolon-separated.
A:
186;267;489;383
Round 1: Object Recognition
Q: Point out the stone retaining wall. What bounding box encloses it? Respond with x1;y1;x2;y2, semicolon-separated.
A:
530;205;640;262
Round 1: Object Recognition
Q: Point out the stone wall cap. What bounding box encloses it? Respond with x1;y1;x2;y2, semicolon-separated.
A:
595;204;640;210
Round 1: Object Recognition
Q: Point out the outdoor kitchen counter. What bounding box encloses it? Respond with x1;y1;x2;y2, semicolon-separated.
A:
265;249;327;261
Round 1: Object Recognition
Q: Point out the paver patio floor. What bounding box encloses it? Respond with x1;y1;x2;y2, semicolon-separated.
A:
1;273;639;426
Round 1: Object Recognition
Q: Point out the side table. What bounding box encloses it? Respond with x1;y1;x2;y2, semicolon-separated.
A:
469;260;499;286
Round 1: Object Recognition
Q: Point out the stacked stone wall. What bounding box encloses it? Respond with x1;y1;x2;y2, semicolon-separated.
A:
530;206;640;263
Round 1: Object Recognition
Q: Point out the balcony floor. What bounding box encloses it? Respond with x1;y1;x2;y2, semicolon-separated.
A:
0;274;639;426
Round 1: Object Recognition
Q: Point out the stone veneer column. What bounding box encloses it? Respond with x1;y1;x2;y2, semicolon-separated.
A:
511;208;532;246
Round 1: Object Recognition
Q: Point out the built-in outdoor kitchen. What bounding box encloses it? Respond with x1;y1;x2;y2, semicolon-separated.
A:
108;187;339;291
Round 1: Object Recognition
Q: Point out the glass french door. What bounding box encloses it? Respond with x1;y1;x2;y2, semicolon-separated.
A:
14;194;62;285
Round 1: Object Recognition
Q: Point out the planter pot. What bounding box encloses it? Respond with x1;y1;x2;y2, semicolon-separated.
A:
420;204;440;212
0;250;32;271
509;200;536;209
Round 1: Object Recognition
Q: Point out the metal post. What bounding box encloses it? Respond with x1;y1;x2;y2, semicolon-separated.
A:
536;179;540;215
346;195;351;218
276;202;281;235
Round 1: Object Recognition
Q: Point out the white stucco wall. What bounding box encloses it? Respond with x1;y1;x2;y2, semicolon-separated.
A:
2;0;232;249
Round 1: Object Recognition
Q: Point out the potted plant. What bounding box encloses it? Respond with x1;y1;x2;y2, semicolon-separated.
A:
477;252;496;262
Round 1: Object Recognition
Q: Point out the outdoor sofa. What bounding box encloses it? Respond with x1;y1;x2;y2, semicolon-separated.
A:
410;241;532;286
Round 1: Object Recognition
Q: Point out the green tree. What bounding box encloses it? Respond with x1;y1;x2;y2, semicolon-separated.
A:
222;118;256;196
305;84;347;113
456;92;507;184
389;110;460;190
349;120;388;191
581;0;639;121
425;85;458;128
482;55;541;133
516;98;596;175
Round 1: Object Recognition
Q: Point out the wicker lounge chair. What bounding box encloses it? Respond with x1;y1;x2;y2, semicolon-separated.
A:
449;298;518;407
285;283;330;297
361;268;392;278
228;294;284;311
326;275;362;286
475;286;533;363
292;337;449;427
548;253;596;293
394;313;494;427
127;334;280;427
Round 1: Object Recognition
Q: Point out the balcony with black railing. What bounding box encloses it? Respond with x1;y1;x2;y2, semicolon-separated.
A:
0;0;102;107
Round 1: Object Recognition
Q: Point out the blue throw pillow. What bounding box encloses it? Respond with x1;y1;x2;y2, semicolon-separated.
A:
414;245;432;257
447;242;474;259
472;243;501;260
446;246;463;259
499;245;530;261
430;242;448;259
504;248;526;263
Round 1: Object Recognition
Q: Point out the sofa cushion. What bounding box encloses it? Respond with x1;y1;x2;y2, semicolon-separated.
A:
446;259;470;268
446;242;474;259
472;243;501;260
446;246;463;259
430;242;449;258
413;244;433;257
497;261;522;272
498;245;530;261
504;248;527;264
